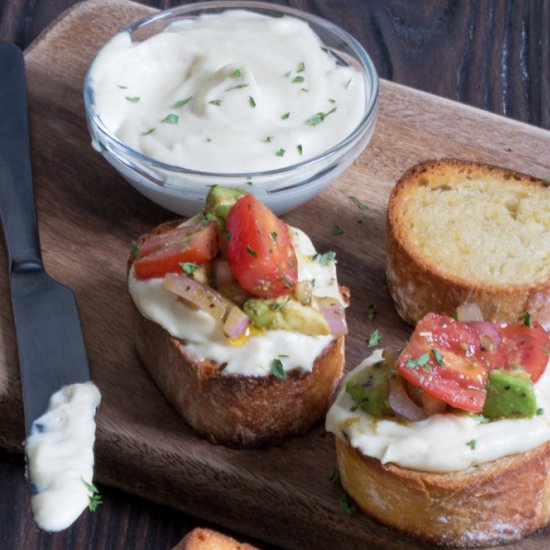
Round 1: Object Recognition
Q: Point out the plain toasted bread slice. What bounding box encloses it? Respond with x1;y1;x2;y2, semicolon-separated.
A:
386;159;550;325
173;528;257;550
335;437;550;547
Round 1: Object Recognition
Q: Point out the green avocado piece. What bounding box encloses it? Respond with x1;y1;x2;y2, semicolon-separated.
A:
205;185;247;221
345;359;391;419
482;369;537;419
243;298;329;335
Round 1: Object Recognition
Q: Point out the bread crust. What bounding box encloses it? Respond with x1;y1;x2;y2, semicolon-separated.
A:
130;220;346;447
386;159;550;325
174;527;257;550
335;437;550;548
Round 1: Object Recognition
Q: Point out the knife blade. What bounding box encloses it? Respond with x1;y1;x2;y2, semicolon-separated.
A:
0;42;90;435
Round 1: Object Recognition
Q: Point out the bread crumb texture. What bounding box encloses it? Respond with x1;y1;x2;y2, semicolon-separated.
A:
397;164;550;285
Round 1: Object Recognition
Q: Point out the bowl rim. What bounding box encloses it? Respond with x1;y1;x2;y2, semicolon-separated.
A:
83;0;379;179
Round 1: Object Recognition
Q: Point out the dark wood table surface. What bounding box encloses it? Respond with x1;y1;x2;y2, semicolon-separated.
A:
0;1;548;549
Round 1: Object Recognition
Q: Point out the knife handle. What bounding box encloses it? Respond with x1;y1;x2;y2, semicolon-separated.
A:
0;43;43;275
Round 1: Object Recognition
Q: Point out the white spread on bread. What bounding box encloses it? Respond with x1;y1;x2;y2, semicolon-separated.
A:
326;350;550;472
89;10;365;174
26;382;101;531
129;227;344;376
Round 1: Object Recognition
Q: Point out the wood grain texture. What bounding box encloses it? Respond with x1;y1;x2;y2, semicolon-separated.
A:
0;1;549;549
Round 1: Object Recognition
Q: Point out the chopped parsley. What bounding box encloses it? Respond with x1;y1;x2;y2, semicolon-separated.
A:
281;112;290;120
161;113;179;124
537;407;545;416
338;494;358;515
432;349;444;366
472;414;491;424
180;262;199;275
331;224;344;236
297;144;303;155
117;85;128;89
246;245;258;257
321;46;330;54
292;76;305;83
278;354;290;358
171;96;192;108
329;468;341;485
276;148;286;157
271;231;278;243
349;195;369;210
520;312;532;327
209;99;222;106
270;358;287;380
300;88;309;93
142;127;156;136
225;83;249;92
249;96;256;108
314;251;336;266
125;96;140;103
278;267;293;288
405;352;430;369
232;68;242;78
366;329;382;347
345;78;352;89
297;62;305;73
265;136;273;143
83;480;102;512
466;439;477;450
328;98;336;104
130;242;140;259
366;304;376;320
271;300;288;310
225;230;231;241
306;107;337;126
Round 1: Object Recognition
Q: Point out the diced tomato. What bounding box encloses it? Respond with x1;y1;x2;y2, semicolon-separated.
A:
133;221;218;279
397;313;491;412
499;321;549;382
225;194;298;298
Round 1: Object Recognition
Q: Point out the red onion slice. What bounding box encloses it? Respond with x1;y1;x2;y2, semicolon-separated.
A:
318;299;348;336
456;303;484;323
388;376;427;422
164;273;227;321
468;321;502;349
223;305;249;339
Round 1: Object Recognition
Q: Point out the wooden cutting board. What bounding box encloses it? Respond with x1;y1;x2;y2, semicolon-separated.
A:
1;1;549;548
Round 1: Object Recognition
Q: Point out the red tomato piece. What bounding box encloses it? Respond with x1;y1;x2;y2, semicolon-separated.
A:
499;321;549;382
134;221;218;279
397;313;491;412
225;194;298;298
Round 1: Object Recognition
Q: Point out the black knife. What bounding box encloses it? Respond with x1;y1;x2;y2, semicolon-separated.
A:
0;42;90;435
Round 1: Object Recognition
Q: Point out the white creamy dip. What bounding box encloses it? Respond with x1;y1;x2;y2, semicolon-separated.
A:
26;382;101;531
129;227;344;377
89;10;365;174
326;350;550;472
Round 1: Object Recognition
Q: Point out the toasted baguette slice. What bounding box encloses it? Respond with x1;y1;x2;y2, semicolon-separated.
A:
130;221;346;447
386;159;550;325
335;437;550;547
173;528;257;550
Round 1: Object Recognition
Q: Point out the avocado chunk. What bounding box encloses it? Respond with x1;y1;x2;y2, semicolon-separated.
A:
205;185;247;221
345;359;391;419
482;369;537;419
243;298;329;335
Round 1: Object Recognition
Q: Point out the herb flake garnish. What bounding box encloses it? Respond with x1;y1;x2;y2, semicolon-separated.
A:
472;414;490;424
338;494;358;515
233;68;242;78
306;107;337;126
405;352;430;369
297;144;303;155
125;96;140;103
271;231;278;243
270;358;287;380
331;224;344;236
180;262;199;275
246;245;258;257
225;83;249;92
249;96;256;108
117;85;128;89
366;329;382;347
276;148;286;157
345;78;352;89
209;99;222;106
130;242;140;259
314;251;336;266
142;127;156;136
366;304;376;320
292;76;305;83
297;62;305;73
329;468;341;485
537;407;545;416
171;96;192;108
265;136;273;143
432;349;444;366
281;112;290;120
83;480;103;512
466;439;477;450
161;113;179;124
349;195;369;210
520;312;532;327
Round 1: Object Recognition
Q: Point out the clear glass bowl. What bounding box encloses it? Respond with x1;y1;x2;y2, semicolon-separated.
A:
83;1;379;216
